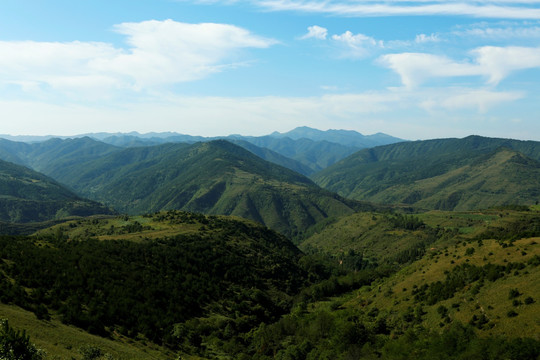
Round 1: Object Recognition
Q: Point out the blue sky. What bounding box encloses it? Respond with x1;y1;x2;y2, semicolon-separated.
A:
1;0;540;140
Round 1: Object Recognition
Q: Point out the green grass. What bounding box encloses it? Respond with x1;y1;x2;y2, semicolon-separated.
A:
0;303;172;359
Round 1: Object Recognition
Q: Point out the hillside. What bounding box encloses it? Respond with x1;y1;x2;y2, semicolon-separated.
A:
0;159;112;223
43;140;368;238
313;136;540;210
0;211;308;357
0;137;120;175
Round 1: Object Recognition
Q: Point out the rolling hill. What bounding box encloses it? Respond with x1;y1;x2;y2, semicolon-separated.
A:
0;159;112;223
313;136;540;210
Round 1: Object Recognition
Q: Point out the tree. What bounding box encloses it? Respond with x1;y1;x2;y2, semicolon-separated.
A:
0;319;45;360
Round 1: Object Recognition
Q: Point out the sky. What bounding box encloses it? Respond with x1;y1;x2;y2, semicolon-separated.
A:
1;0;540;140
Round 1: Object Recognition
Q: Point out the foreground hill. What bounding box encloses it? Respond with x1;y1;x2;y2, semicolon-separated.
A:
0;159;112;223
48;140;368;238
0;211;308;357
313;136;540;210
1;208;539;359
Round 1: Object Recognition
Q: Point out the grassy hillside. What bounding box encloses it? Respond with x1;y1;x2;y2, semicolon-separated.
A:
239;207;540;359
44;140;368;239
0;159;112;223
313;136;540;210
0;304;172;359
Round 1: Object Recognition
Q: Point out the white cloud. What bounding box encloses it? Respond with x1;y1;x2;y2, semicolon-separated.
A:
415;33;440;43
0;20;276;95
254;0;540;19
301;25;328;40
331;31;383;58
378;45;540;87
472;46;540;84
378;53;479;88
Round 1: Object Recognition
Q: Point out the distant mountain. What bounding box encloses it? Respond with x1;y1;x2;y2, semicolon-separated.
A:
0;137;120;174
313;136;540;211
0;127;403;175
269;126;404;148
232;135;360;174
0;159;112;223
43;140;370;238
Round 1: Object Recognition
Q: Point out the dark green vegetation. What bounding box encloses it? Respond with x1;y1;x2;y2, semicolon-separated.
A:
0;208;538;359
0;158;112;224
0;211;309;356
0;319;45;360
314;136;540;210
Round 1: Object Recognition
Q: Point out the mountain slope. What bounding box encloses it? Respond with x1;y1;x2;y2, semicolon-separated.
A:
0;159;112;223
50;140;368;238
313;136;540;210
0;137;120;175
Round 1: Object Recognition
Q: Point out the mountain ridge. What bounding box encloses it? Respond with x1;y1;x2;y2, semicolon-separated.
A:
313;135;540;210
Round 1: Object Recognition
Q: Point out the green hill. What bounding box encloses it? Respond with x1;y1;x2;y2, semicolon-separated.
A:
0;159;112;223
313;136;540;210
0;211;308;357
46;140;368;238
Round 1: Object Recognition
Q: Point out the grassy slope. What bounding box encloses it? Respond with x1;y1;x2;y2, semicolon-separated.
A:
0;303;172;359
349;236;539;339
301;208;540;339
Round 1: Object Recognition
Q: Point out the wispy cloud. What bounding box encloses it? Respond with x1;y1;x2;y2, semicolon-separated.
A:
255;0;540;19
378;45;540;87
453;22;540;39
0;20;276;96
331;31;383;58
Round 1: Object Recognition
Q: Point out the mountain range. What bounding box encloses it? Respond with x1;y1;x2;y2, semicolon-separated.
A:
0;128;539;359
0;127;404;176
